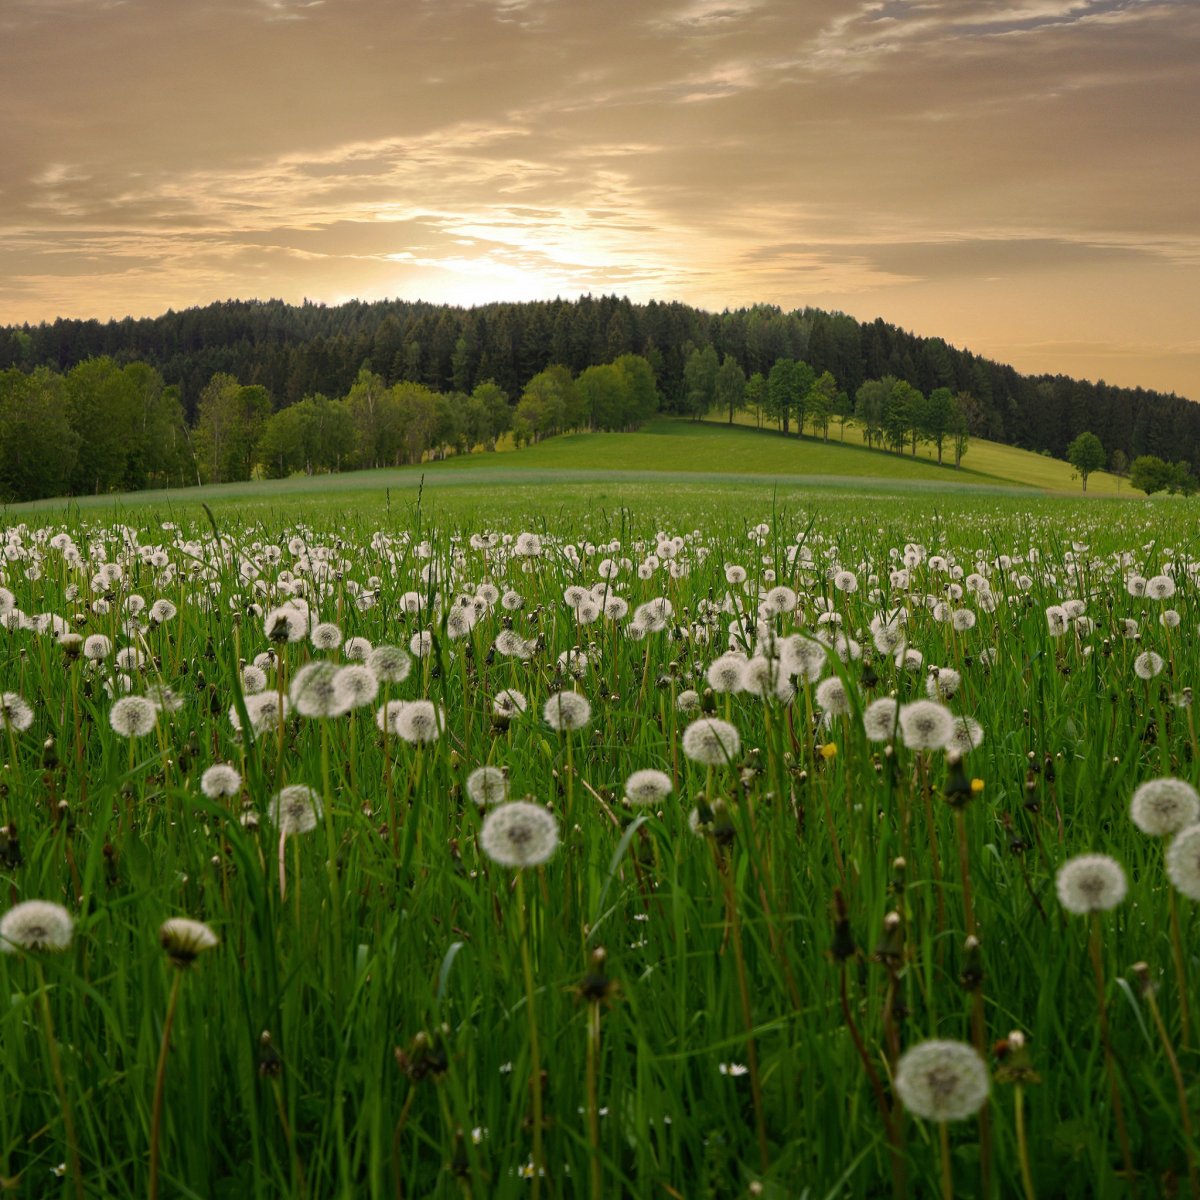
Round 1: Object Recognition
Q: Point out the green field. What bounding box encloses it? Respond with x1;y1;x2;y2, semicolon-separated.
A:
6;417;1148;525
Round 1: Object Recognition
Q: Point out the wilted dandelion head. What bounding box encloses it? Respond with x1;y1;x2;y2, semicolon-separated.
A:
1133;651;1164;680
332;664;379;710
264;604;307;644
200;763;242;800
1056;853;1127;914
624;768;673;806
0;693;33;733
479;800;559;868
466;765;508;807
814;675;851;717
897;700;954;751
268;785;322;837
158;917;219;968
0;900;74;954
367;644;412;684
863;697;899;742
310;622;343;651
394;699;443;744
109;695;158;738
1165;825;1200;901
543;690;592;732
1130;778;1200;837
682;717;741;766
894;1040;989;1122
493;688;529;718
290;661;350;719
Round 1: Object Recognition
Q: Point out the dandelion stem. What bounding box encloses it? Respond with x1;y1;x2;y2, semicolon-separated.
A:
938;1120;954;1200
148;970;183;1200
1014;1084;1037;1200
35;961;83;1200
1088;914;1139;1199
1141;974;1199;1200
1168;887;1192;1051
586;998;602;1200
516;870;545;1199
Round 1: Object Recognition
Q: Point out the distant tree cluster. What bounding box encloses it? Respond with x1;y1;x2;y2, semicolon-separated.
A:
0;353;660;500
1;294;1197;498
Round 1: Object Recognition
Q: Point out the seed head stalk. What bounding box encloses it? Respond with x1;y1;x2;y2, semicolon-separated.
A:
148;970;183;1200
515;870;546;1199
35;961;83;1200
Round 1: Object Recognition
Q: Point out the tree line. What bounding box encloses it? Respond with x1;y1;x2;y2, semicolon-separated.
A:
2;295;1196;476
0;354;662;499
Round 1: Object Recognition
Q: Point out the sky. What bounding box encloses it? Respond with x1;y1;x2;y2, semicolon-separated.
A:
1;0;1197;398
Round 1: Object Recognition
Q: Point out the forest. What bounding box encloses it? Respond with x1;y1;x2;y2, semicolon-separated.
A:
0;295;1196;501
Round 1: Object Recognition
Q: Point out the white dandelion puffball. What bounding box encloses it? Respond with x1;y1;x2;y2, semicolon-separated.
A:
682;717;742;766
1166;825;1200;901
241;665;268;694
676;689;701;714
543;691;592;732
707;653;747;694
109;695;158;738
1056;854;1128;914
467;766;509;807
493;688;529;718
1130;778;1200;837
898;700;954;752
0;900;74;953
311;621;343;651
395;699;444;744
200;763;242;800
268;785;323;837
290;661;351;719
947;716;985;757
159;917;219;965
333;664;379;710
925;667;961;701
894;1040;989;1122
367;644;412;684
814;676;851;717
863;697;899;743
479;800;560;868
344;636;373;662
1146;574;1176;600
1134;651;1164;680
624;768;673;806
234;691;290;738
0;693;33;733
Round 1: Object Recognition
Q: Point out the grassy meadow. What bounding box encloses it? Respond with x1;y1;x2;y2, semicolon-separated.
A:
1;460;1199;1199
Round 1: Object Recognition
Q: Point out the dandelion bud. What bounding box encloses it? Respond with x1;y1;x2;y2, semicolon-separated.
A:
42;737;58;769
1130;961;1156;997
959;935;983;992
831;890;856;962
258;1031;282;1078
873;911;904;967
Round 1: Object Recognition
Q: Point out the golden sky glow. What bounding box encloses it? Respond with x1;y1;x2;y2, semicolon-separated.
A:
1;0;1198;397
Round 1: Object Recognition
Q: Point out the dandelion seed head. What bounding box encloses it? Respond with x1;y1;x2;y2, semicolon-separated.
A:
479;800;559;867
367;644;412;684
814;675;851;717
863;697;898;742
1133;651;1164;680
395;699;444;744
898;700;954;751
1166;825;1200;901
310;622;343;651
894;1040;989;1122
466;766;508;807
290;661;351;719
1056;853;1128;914
1132;779;1200;837
158;918;219;967
0;693;33;733
493;688;528;718
332;664;379;709
543;691;592;732
0;900;74;954
200;763;242;799
624;768;673;806
269;785;322;837
109;695;158;738
681;717;741;766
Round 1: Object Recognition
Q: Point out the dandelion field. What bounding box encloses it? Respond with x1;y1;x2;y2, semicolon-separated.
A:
2;486;1200;1199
